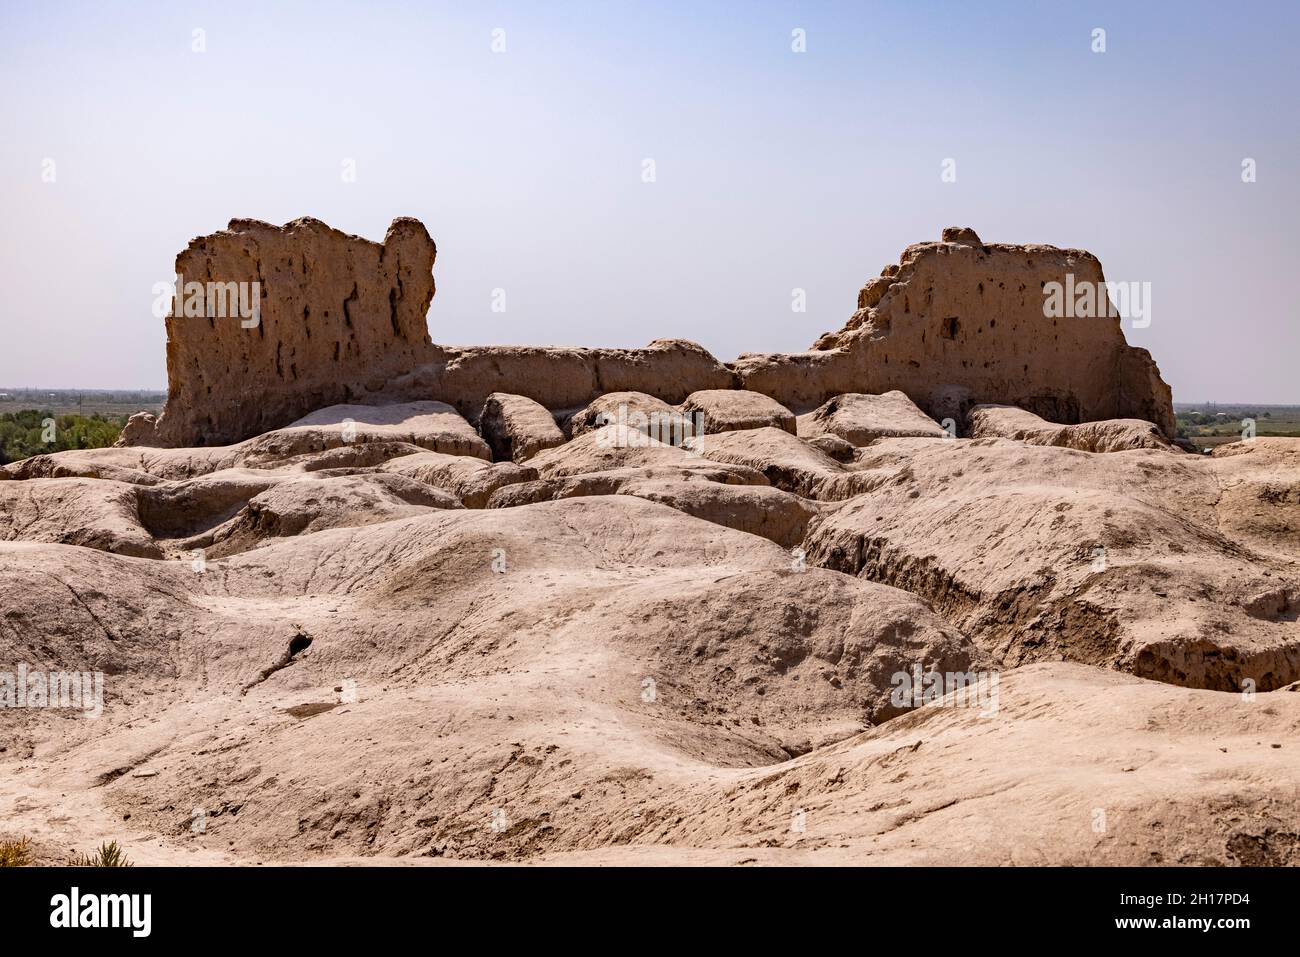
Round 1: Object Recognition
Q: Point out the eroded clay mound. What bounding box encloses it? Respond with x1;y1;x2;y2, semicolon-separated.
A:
613;479;820;550
686;427;881;501
4;404;488;486
478;393;566;463
487;464;765;506
797;390;948;445
242;401;491;463
0;479;160;558
680;389;797;435
136;468;291;541
1208;439;1300;564
564;391;681;439
528;424;762;482
805;437;1300;691
804;433;858;462
486;466;819;548
3;445;237;484
0;543;201;678
966;404;1175;452
379;451;537;508
188;473;462;558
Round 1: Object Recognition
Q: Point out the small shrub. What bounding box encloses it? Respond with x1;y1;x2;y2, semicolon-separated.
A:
70;841;134;867
0;837;34;867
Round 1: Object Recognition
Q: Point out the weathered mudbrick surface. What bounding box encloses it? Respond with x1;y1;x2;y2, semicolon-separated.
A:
734;226;1174;434
139;219;1174;447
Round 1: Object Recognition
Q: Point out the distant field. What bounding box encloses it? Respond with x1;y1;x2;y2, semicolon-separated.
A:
0;389;167;464
1174;403;1300;450
0;388;165;418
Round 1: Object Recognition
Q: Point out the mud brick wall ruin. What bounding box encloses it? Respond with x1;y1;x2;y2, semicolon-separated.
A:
139;218;1174;447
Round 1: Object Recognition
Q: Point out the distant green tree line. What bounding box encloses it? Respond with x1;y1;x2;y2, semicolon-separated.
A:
0;410;124;465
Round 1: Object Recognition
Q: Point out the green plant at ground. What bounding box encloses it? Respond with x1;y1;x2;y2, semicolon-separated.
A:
0;836;34;866
70;841;134;867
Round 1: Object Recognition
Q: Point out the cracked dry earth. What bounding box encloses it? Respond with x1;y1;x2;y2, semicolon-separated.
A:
2;402;1299;866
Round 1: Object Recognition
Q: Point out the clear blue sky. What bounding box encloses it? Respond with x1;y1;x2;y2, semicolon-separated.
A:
2;0;1297;401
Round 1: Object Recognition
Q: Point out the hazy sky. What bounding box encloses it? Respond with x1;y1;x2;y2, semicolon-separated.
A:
2;1;1297;401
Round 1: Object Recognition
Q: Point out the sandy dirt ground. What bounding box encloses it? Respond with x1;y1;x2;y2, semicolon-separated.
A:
2;410;1298;866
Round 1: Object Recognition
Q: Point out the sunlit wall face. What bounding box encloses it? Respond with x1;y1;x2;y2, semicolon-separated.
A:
1;0;1296;402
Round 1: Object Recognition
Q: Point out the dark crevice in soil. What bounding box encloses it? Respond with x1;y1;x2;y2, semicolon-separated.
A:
240;631;314;696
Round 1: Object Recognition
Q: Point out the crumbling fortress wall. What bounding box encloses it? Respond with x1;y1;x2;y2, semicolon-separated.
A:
137;218;1174;447
149;217;733;446
734;226;1173;435
154;217;440;447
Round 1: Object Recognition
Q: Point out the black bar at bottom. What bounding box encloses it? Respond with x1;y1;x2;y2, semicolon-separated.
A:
0;865;1281;942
